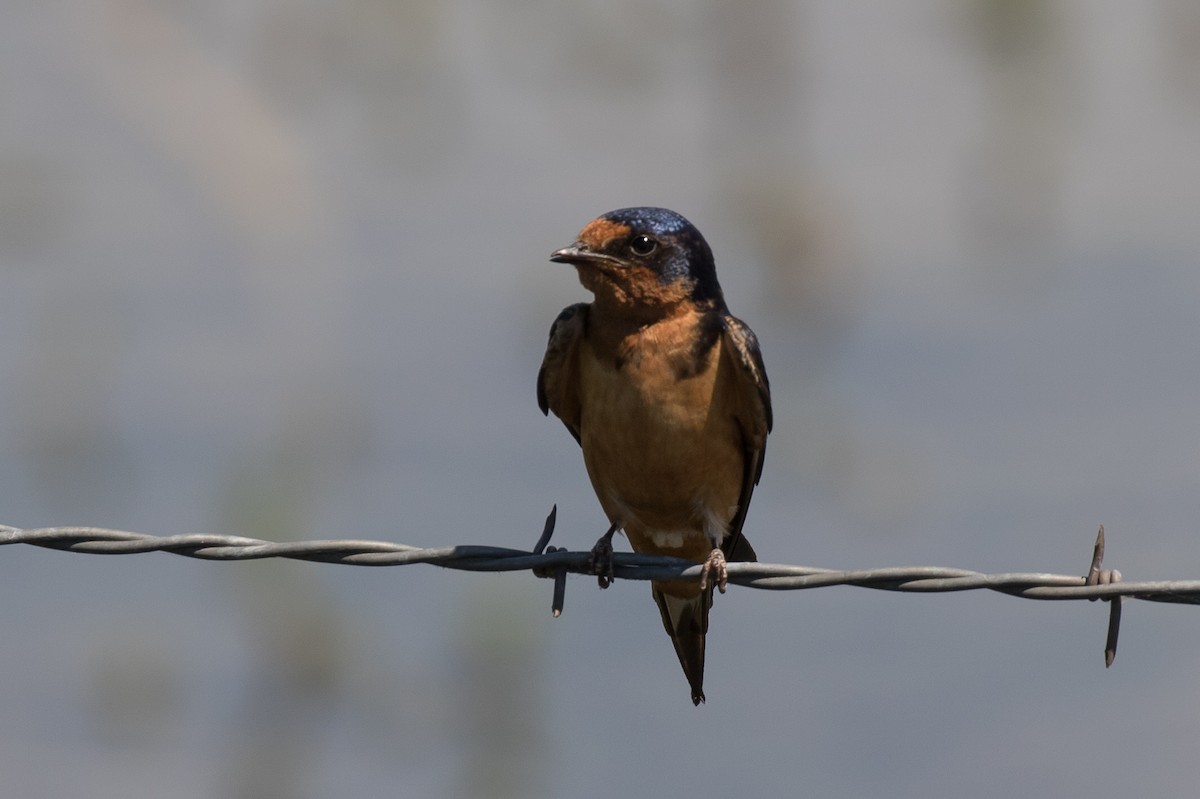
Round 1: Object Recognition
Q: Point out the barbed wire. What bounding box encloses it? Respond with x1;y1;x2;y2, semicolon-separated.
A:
5;510;1199;665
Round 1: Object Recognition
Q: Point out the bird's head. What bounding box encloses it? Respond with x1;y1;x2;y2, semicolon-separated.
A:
551;207;724;317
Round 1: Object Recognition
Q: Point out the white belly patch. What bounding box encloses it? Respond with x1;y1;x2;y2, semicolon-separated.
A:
646;528;689;549
639;503;736;550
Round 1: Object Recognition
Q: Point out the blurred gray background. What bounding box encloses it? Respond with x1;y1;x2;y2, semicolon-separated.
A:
3;1;1200;797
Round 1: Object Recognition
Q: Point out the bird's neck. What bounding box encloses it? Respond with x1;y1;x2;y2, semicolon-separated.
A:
588;298;720;371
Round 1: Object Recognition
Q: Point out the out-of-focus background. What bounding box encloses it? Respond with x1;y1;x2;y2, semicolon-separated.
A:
3;1;1200;796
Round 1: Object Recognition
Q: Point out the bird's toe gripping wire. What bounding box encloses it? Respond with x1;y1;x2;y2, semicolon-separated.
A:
588;520;621;589
699;547;729;594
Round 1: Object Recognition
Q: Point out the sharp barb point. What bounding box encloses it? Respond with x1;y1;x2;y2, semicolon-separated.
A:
533;506;558;555
1088;531;1104;580
1086;525;1108;601
552;570;567;617
1104;597;1122;667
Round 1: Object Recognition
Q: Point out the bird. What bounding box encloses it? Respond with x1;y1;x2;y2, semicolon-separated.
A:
537;206;772;705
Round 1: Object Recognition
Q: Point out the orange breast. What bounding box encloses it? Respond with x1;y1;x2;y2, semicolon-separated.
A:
577;315;744;562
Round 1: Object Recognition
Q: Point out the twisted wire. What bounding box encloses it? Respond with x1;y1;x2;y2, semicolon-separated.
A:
11;513;1194;665
1;519;1195;604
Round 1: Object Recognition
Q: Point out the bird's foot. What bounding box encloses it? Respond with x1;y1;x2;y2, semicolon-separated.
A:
699;548;729;594
588;520;621;589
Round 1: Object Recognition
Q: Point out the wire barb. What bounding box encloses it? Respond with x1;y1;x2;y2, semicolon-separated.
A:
530;506;567;617
1085;525;1123;667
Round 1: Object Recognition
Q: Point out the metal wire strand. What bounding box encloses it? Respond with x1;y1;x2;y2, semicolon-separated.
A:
1;513;1195;603
4;513;1198;665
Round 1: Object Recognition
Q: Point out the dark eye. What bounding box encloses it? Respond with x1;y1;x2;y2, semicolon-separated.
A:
629;234;658;256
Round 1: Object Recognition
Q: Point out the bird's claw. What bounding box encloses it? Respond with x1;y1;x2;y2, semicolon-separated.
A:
699;548;729;594
589;534;615;589
588;520;622;589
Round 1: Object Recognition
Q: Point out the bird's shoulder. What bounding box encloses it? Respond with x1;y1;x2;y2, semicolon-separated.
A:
718;312;773;434
537;303;590;441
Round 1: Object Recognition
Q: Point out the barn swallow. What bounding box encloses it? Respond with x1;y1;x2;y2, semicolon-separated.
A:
537;207;772;705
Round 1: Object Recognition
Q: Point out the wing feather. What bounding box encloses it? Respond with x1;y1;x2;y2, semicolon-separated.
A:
536;303;589;445
719;313;772;561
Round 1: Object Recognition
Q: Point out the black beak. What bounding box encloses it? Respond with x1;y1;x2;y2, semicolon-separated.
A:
550;244;619;267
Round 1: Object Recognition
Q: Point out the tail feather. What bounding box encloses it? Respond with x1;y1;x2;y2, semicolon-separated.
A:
651;532;757;705
652;584;713;705
723;529;757;563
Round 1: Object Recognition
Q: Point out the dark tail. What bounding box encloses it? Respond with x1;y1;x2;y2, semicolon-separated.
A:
723;528;757;563
652;583;713;705
650;531;757;705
